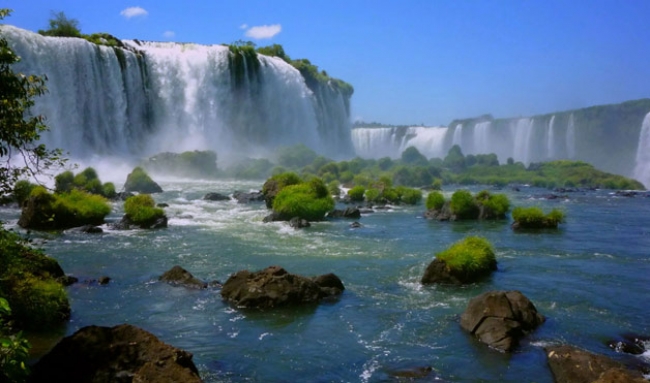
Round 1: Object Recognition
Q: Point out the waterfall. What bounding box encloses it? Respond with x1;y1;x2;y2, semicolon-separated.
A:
398;126;448;159
547;115;556;159
566;114;576;159
351;128;400;158
633;113;650;187
452;124;463;146
512;118;534;164
472;121;491;155
2;25;353;162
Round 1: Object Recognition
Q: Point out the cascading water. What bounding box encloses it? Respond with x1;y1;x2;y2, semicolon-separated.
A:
452;124;463;146
566;114;576;159
472;121;491;155
546;115;555;159
2;25;354;162
633;113;650;187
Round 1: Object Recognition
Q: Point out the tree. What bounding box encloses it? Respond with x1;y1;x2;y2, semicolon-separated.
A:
1;9;66;198
38;11;82;38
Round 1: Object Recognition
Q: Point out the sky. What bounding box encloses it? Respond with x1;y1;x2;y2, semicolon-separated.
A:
2;0;650;126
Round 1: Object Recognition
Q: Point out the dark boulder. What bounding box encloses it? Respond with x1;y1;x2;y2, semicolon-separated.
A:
349;221;362;228
327;207;361;219
67;225;103;234
607;333;649;355
421;257;496;285
289;217;310;229
123;167;163;194
159;265;207;289
29;324;202;383
112;214;168;230
262;211;283;223
460;290;544;352
98;276;111;285
233;190;265;203
545;344;646;383
203;192;230;201
423;201;454;221
221;266;344;309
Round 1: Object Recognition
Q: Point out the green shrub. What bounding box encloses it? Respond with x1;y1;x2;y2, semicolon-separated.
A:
102;182;116;199
327;181;341;197
124;194;165;225
481;193;510;217
55;189;111;224
382;188;400;204
0;298;31;382
12;180;35;205
431;179;443;190
124;167;162;193
347;185;365;202
512;206;565;229
426;191;445;210
365;188;381;203
435;236;496;275
398;187;422;205
54;170;74;193
10;275;69;329
19;187;110;229
450;189;478;219
272;179;335;221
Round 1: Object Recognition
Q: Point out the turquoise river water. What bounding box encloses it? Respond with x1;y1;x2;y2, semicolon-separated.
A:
1;181;649;382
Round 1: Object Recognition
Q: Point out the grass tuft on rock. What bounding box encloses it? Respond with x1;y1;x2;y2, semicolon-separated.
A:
124;194;165;226
512;206;565;229
436;236;496;275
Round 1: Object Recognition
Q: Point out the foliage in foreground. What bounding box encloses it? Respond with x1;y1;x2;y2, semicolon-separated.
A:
272;177;335;221
435;236;497;276
55;167;116;198
0;297;30;383
124;194;165;226
0;225;70;330
512;206;565;229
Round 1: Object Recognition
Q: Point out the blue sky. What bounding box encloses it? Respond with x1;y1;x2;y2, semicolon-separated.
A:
2;0;650;126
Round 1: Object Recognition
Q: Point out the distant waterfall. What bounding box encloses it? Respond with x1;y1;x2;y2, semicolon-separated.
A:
2;25;353;161
633;113;650;187
566;114;576;159
473;122;491;155
547;115;556;159
452;124;463;146
512;118;534;164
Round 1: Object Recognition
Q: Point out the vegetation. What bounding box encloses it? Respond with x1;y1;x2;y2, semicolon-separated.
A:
0;9;66;198
0;297;30;382
0;224;70;329
512;206;565;229
18;186;111;230
55;167;116;198
37;11;82;38
435;236;497;277
12;180;36;206
347;185;365;202
124;167;162;193
425;191;445;211
272;177;335;221
450;190;478;219
124;194;165;226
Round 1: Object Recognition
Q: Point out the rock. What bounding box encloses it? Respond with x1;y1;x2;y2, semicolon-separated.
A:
423;202;454;221
58;275;78;286
233;190;264;203
29;324;202;383
18;192;105;230
289;217;310;229
159;266;207;289
98;276;111;285
327;207;361;219
113;214;168;230
607;333;650;355
67;225;103;234
545;344;646;383
203;192;230;201
115;191;135;201
421;257;496;285
460;290;544;352
262;211;283;223
221;266;344;309
386;366;434;379
123;167;163;194
349;221;362;228
157;203;169;208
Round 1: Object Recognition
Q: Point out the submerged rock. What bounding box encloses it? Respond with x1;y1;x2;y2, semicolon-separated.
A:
159;265;207;289
112;214;168;230
221;266;344;309
29;324;202;383
203;192;230;201
327;207;361;219
67;225;103;234
289;217;310;229
545;344;646;383
233;190;264;203
460;290;544;352
606;333;650;355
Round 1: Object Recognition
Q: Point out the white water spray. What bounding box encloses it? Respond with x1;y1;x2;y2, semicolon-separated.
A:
633;113;650;187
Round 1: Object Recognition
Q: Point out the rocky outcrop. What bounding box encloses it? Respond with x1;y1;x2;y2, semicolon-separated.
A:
123;167;163;194
112;214;168;230
607;333;649;355
29;324;202;383
66;225;103;234
460;290;544;352
203;192;230;201
289;217;310;229
423;202;453;221
421;257;496;285
545;344;646;383
159;266;207;289
327;207;361;219
233;191;264;203
221;266;344;309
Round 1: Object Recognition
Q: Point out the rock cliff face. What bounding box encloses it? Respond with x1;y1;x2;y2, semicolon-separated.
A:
29;324;202;383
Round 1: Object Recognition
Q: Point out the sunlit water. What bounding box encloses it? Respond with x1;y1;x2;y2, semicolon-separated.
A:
2;181;649;382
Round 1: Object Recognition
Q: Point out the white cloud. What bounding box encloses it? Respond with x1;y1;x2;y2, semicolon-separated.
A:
239;24;248;30
162;31;175;39
120;6;148;19
245;24;281;39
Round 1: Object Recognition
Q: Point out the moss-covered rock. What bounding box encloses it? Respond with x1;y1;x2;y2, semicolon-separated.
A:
0;226;70;330
117;194;167;229
511;206;565;229
271;178;334;221
422;236;497;285
123;167;163;194
261;172;302;208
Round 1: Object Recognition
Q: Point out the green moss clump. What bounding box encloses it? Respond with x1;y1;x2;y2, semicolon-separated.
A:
272;178;335;221
435;236;497;276
55;167;115;198
426;191;445;210
396;186;422;205
476;190;511;219
0;225;70;329
347;185;365;202
124;194;165;226
450;190;478;219
124;167;163;194
512;206;565;229
18;187;111;230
